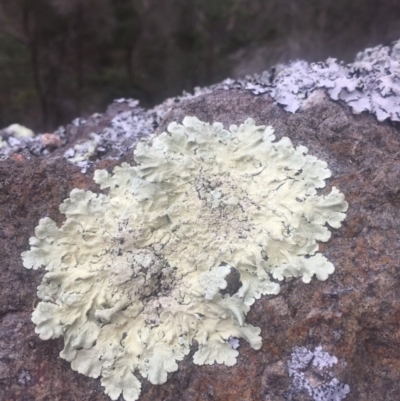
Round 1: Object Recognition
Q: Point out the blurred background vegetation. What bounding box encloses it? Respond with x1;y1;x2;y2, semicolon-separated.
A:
1;0;400;132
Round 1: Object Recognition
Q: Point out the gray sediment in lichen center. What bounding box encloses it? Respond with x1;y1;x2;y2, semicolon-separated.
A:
103;239;178;327
192;175;253;248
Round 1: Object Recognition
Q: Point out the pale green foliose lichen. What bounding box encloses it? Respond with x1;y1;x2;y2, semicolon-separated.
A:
22;117;348;401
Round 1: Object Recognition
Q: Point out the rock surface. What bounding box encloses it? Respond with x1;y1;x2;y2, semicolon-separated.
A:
1;52;400;401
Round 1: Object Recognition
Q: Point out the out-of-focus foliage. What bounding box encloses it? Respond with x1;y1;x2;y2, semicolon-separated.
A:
1;0;400;131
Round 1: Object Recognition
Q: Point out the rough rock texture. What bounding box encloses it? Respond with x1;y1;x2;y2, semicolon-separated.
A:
1;56;400;401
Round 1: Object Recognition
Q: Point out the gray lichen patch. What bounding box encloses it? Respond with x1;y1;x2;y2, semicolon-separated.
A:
63;100;159;172
288;346;350;401
22;117;348;401
179;39;400;122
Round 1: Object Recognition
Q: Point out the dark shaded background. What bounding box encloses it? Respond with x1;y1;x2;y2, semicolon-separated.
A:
1;0;400;132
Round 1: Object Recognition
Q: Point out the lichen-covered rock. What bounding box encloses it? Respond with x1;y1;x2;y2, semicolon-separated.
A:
1;41;400;401
21;117;346;401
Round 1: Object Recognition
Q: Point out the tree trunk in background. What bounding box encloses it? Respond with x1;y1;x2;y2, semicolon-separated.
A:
75;1;84;116
23;3;49;130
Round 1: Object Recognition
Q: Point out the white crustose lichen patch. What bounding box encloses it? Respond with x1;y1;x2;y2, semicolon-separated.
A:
22;117;348;401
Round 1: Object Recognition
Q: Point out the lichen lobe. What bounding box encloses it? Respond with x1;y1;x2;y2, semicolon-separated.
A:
22;117;347;401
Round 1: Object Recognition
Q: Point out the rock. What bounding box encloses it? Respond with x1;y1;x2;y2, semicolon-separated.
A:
1;41;400;401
